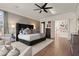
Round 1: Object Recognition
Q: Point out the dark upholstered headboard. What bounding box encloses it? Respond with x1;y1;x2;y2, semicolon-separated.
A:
16;23;33;41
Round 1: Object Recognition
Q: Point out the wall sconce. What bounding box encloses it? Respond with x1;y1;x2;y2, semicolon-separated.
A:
11;24;15;34
11;24;15;28
32;24;36;29
34;25;36;29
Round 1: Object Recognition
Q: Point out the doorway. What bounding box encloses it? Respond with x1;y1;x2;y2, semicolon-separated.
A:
40;22;45;33
55;20;70;38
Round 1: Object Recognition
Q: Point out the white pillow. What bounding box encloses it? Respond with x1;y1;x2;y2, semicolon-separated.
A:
7;48;20;56
0;40;5;45
0;46;10;56
23;28;31;34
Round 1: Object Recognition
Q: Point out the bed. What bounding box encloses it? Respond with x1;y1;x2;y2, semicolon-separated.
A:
16;23;46;46
18;33;45;42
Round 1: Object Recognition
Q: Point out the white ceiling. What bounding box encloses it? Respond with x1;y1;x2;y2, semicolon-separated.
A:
0;3;77;21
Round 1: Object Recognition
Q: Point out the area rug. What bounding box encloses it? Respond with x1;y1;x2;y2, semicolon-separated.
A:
32;39;54;55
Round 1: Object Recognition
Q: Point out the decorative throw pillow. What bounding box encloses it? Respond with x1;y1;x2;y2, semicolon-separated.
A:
5;45;13;51
0;46;10;56
23;28;28;34
19;28;24;34
23;28;31;34
7;48;20;56
0;40;5;45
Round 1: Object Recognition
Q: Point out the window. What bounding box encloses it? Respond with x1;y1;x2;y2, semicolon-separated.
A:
0;11;4;36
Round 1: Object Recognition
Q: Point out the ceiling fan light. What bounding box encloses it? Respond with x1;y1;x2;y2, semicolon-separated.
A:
49;9;57;14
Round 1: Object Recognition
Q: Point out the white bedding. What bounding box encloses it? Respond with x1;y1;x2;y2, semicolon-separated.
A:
18;33;45;42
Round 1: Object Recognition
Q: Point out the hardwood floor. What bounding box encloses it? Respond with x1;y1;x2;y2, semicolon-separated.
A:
35;37;72;56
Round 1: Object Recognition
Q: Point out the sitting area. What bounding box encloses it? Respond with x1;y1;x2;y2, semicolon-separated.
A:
0;35;32;56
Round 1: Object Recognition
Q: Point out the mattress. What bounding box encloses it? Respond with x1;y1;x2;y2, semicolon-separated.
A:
18;33;45;42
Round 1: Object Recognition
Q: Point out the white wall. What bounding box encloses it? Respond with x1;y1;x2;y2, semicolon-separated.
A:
75;4;79;32
40;12;78;39
7;13;40;34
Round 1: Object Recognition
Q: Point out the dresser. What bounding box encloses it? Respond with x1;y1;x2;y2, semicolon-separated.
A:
71;34;79;56
46;28;51;38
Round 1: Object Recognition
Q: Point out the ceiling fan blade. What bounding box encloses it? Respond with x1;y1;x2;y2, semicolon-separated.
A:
39;10;42;13
44;9;48;13
34;9;41;10
35;4;41;8
42;3;48;8
44;7;53;9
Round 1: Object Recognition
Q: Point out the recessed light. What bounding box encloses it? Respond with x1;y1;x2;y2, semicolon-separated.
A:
15;5;19;8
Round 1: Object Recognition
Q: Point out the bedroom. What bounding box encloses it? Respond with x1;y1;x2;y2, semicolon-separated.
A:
0;3;50;56
0;3;79;56
0;6;41;56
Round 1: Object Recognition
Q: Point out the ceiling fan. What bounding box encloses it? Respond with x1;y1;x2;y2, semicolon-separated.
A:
34;3;53;13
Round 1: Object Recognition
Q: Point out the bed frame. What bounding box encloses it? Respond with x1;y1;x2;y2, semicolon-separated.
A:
16;23;46;46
